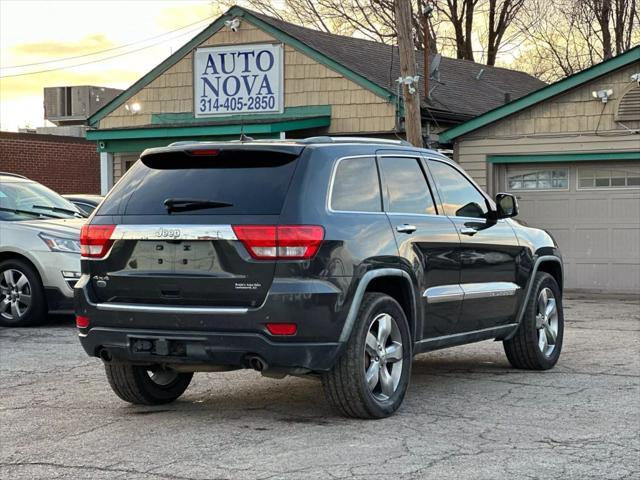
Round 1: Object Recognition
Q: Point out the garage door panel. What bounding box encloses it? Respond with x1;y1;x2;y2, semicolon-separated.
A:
504;161;640;293
611;197;640;220
611;228;640;258
609;263;640;290
575;198;608;218
572;263;609;290
574;228;609;257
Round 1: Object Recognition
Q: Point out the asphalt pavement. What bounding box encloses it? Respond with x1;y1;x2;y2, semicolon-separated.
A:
1;295;638;479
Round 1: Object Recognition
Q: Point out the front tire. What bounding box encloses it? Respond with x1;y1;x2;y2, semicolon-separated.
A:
503;272;564;370
0;259;47;327
105;363;193;405
322;293;412;419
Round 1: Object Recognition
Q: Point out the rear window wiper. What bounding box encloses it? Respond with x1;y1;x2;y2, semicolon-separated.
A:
32;204;83;217
164;198;233;213
0;206;58;218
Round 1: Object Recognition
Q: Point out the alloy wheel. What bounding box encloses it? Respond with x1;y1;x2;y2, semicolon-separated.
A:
0;269;32;321
535;287;559;357
364;313;404;400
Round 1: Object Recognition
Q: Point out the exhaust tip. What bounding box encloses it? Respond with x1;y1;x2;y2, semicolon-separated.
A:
99;348;112;363
247;355;267;372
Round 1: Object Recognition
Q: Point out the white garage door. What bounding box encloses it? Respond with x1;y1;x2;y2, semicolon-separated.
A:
502;162;640;293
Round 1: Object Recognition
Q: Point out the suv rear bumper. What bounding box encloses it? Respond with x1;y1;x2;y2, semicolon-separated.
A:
75;276;352;372
79;327;341;372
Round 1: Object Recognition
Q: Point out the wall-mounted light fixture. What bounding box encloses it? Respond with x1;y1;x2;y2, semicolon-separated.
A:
592;89;613;103
225;18;241;32
125;102;142;114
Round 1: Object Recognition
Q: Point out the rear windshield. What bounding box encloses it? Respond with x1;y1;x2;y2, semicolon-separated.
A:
98;150;299;216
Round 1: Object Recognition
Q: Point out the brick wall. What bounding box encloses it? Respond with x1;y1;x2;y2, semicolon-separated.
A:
0;131;100;194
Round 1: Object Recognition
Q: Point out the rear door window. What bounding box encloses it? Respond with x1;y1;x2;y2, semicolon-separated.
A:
98;149;300;216
330;157;381;212
379;157;437;215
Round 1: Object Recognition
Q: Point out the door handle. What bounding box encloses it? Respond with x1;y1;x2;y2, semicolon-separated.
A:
459;226;478;236
396;224;417;234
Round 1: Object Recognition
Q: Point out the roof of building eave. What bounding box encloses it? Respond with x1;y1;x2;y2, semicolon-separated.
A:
88;5;546;127
439;45;640;143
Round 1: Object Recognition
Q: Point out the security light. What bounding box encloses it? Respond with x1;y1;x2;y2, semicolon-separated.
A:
591;89;613;103
125;102;142;114
631;73;640;85
225;18;241;32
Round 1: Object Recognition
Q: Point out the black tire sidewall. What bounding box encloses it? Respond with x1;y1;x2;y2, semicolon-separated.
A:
524;273;564;369
0;259;46;327
353;294;412;418
132;366;193;404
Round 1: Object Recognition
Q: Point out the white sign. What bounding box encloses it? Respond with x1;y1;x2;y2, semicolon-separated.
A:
194;43;284;117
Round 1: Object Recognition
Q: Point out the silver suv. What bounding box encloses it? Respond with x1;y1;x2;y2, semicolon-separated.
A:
0;173;85;326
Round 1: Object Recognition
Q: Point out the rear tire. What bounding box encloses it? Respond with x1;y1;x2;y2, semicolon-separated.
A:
0;259;47;327
322;293;412;419
503;272;563;370
104;363;193;405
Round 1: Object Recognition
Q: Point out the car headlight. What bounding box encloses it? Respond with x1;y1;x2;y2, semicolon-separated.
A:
38;232;81;254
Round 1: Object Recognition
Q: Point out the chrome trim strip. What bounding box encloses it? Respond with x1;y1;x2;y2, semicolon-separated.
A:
461;282;520;300
111;224;237;241
424;285;464;303
424;282;519;303
95;302;248;315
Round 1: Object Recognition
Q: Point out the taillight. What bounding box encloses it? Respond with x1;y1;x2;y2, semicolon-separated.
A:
80;224;115;259
232;225;324;260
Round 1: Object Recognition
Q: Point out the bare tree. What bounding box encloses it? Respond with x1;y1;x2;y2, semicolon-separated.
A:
514;0;639;81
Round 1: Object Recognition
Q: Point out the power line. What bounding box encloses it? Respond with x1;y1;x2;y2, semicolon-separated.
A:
1;15;214;70
0;23;209;78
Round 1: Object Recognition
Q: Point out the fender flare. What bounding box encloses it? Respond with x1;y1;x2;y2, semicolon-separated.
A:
338;268;416;343
505;255;564;340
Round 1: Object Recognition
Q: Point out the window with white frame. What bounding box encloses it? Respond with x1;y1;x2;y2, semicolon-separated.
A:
578;166;640;189
508;169;569;190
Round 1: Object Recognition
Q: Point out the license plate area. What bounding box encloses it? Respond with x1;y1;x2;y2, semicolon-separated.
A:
126;241;218;273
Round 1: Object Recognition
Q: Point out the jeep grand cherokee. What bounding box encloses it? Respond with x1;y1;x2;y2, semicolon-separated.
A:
75;138;564;418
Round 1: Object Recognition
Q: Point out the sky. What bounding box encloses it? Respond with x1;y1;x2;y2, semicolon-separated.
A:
0;0;227;131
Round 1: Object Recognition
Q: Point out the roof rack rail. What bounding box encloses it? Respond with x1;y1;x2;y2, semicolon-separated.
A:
300;136;412;147
0;171;28;179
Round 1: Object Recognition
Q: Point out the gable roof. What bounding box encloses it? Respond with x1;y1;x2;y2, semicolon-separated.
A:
89;5;545;127
248;9;545;119
440;45;640;142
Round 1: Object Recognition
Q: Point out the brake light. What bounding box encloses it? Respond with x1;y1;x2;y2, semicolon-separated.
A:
80;224;116;259
188;149;220;156
232;225;324;260
266;323;297;335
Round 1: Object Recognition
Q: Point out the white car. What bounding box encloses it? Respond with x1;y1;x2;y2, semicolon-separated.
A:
0;172;85;326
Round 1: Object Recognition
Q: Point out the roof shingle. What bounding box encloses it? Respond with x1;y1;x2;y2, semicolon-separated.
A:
249;9;546;120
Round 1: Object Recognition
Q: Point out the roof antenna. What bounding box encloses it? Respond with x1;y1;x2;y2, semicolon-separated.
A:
239;121;254;142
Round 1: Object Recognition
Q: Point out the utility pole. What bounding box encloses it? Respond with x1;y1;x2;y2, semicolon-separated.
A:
394;0;423;148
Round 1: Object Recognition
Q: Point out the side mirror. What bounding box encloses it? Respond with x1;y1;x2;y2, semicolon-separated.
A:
496;193;518;218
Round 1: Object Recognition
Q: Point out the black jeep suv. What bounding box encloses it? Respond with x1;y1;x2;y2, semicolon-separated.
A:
75;138;563;418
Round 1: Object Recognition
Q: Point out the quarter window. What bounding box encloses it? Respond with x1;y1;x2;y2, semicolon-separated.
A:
427;160;489;219
508;169;568;190
578;167;640;189
330;157;382;212
379;157;437;215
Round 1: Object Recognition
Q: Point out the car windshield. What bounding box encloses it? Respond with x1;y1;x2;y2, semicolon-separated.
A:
0;180;82;221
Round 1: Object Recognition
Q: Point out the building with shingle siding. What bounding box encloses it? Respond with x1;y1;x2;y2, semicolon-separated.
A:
439;47;640;293
86;6;544;192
